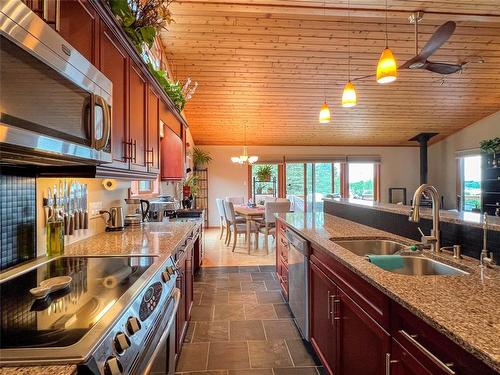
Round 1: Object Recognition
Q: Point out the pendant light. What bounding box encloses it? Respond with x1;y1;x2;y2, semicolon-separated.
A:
342;0;357;107
319;0;331;123
376;0;397;84
231;121;258;164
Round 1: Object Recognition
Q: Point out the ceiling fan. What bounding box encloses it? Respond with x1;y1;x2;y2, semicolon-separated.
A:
401;12;464;74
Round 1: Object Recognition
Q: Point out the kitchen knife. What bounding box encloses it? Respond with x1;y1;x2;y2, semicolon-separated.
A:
73;182;80;231
79;182;85;229
83;184;89;229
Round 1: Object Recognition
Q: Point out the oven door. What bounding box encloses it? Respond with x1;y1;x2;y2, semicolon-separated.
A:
0;0;112;165
130;288;181;375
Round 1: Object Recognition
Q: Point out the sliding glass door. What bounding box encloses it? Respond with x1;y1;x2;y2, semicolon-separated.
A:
348;163;375;201
286;163;306;211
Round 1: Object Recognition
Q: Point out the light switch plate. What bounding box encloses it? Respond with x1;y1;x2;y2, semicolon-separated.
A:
89;201;103;217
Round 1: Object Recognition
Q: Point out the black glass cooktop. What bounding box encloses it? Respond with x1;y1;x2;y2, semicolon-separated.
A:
0;256;155;349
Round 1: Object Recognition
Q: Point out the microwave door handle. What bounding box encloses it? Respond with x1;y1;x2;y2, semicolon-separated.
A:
94;95;111;151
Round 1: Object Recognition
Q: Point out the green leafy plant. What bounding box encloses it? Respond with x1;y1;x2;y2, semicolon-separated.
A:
148;63;186;110
109;0;173;53
192;147;212;170
184;174;200;198
255;165;273;182
480;137;500;154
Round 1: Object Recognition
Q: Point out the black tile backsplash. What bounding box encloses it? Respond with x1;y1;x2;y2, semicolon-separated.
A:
324;200;500;260
0;173;36;270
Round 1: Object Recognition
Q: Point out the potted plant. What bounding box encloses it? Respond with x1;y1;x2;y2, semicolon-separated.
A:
480;137;500;167
109;0;173;53
192;147;212;170
255;165;273;182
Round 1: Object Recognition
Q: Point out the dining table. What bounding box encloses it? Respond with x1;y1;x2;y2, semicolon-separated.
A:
234;205;265;253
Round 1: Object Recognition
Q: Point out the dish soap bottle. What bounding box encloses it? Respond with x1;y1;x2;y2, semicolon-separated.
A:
47;190;64;256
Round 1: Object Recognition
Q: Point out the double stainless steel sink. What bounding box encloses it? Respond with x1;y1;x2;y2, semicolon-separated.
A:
333;239;468;276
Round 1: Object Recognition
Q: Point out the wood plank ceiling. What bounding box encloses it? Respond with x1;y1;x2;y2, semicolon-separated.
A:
160;0;500;146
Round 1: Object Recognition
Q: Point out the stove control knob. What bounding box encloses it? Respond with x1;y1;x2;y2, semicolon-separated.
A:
104;356;123;375
162;271;171;282
114;332;131;354
166;266;175;275
126;317;141;335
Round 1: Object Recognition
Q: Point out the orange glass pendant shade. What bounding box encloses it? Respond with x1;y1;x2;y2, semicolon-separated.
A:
342;81;357;107
376;47;397;84
319;101;331;123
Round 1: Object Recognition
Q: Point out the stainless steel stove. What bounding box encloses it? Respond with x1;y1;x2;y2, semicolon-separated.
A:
0;254;179;374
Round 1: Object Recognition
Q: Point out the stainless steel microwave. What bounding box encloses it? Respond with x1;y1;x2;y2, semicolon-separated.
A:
0;0;112;165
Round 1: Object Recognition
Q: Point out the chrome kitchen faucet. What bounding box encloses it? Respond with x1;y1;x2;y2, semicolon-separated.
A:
409;184;441;252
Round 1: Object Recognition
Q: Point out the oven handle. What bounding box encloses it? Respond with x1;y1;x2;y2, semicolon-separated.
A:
142;288;181;375
94;95;111;151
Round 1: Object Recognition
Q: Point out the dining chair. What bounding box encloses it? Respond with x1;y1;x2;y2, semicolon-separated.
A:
215;198;227;240
258;200;291;254
226;196;245;205
224;200;259;252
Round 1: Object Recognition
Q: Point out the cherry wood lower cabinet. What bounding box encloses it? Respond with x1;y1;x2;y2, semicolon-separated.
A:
309;245;497;375
276;220;289;300
310;261;337;374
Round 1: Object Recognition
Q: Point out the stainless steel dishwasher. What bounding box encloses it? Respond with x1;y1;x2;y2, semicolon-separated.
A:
285;227;310;341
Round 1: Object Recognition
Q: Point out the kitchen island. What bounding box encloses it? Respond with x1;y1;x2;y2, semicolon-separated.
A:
0;221;201;375
276;211;500;374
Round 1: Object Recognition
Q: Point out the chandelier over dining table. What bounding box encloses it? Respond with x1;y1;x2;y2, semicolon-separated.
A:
231;121;258;164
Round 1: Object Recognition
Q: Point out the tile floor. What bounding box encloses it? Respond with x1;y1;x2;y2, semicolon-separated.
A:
175;266;323;375
202;228;276;267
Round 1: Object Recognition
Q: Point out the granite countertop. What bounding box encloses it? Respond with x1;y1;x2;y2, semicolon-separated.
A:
278;211;500;372
0;221;199;375
324;197;500;231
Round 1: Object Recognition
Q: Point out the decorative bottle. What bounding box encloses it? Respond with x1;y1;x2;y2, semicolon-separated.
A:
47;192;65;256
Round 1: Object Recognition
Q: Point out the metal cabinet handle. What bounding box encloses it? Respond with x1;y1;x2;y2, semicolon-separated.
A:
132;139;137;163
122;140;132;161
146;148;154;165
399;330;455;374
332;297;340;322
385;353;399;375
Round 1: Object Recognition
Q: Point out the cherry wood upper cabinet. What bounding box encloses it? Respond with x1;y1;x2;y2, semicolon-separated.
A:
337;288;390;375
310;261;337;375
59;0;98;65
128;61;148;172
99;21;129;170
161;125;184;180
147;88;160;173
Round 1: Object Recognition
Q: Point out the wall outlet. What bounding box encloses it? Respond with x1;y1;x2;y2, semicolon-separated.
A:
89;201;103;217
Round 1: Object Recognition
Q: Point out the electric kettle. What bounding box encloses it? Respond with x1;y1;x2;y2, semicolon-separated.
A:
100;206;125;231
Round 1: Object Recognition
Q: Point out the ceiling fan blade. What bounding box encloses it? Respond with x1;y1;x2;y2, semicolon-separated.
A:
418;21;456;60
400;55;424;69
424;61;463;74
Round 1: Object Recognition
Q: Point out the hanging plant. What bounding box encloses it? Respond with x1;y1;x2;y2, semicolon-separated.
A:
108;0;173;53
255;165;273;182
148;63;197;112
480;137;500;154
192;147;212;170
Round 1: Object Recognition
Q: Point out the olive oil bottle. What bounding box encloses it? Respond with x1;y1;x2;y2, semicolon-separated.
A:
47;191;64;257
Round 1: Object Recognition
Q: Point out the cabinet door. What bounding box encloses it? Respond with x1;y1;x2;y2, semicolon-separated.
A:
128;61;148;172
161;125;184;180
390;339;433;375
99;21;129;170
176;257;187;353
59;0;98;65
310;261;337;375
147;87;160;174
184;246;194;320
338;288;390;375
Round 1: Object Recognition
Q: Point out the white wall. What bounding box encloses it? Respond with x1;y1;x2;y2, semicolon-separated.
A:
428;110;500;209
200;145;421;226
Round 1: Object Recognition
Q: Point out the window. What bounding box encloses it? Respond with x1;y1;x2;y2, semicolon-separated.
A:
348;163;374;201
138;180;153;193
251;164;279;204
462;155;481;212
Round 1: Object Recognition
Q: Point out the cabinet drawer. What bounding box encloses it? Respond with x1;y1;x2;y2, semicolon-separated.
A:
277;219;287;237
278;234;289;264
311;246;390;329
279;262;289;301
391;302;497;375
